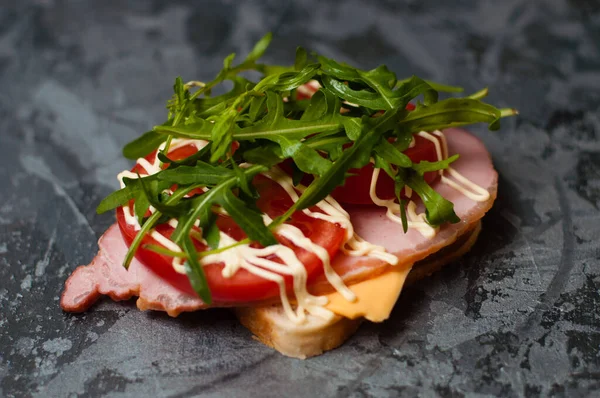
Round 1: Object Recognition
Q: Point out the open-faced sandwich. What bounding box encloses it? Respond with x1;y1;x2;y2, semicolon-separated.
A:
61;34;517;358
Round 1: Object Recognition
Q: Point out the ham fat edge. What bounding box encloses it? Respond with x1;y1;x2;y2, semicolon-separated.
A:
60;128;498;317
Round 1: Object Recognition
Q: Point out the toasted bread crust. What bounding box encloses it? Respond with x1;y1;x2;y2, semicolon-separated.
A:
406;220;481;285
236;306;362;359
236;221;482;359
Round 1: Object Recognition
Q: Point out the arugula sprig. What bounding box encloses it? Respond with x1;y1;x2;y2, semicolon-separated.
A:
97;33;517;302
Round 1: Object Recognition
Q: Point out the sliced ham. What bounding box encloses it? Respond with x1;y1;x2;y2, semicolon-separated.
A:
61;128;497;315
311;127;497;293
60;224;206;316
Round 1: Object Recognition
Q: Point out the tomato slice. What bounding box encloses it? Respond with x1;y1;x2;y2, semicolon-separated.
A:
330;135;440;205
116;146;346;303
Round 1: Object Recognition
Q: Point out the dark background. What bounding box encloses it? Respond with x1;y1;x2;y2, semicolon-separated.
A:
1;0;599;397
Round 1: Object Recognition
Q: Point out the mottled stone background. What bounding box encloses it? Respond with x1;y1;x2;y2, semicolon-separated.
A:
1;0;599;397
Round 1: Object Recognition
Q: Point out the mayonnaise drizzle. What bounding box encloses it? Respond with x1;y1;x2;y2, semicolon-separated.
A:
432;130;491;202
261;167;397;265
368;130;491;239
369;167;437;238
201;228;335;323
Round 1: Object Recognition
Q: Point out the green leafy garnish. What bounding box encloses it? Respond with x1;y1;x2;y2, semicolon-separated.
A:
406;171;460;226
97;33;516;302
183;236;212;304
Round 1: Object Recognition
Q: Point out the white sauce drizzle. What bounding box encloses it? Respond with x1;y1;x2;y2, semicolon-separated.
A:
368;130;491;238
417;131;445;176
432;130;491;202
201;230;335;323
369;167;437;238
261;167;397;265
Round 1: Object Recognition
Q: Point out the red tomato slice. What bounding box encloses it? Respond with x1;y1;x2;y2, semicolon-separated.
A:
330;135;440;205
117;146;346;303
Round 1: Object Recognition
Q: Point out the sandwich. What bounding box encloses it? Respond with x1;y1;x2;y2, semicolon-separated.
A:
60;33;516;359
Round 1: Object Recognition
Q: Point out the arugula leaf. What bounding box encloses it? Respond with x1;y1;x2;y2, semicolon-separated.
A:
303;132;349;157
182;236;212;304
322;74;436;110
396;78;463;93
242;142;284;167
406;171;460;226
396;76;438;106
168;77;189;118
170;164;268;244
219;189;277;246
153;120;213;140
322;75;388;109
123;129;168;159
171;202;212;248
397;98;506;133
143;244;187;258
133;187;151;223
210;104;242;162
244;133;337;175
373;154;396;179
267;63;320;92
294;47;308;71
247;95;268;122
290;162;305;186
97;186;135;214
223;53;236;69
231;161;256;198
318;56;363;82
96;174;171;214
424;81;463;93
204;220;221;250
275;136;332;176
193;77;254;118
235;91;343;142
393;170;409;233
123;211;162;269
392;129;414;152
318;56;436;109
342;117;362;140
137;173;190;218
373;138;412;168
300;89;333;121
121;182;202;269
359;65;399;108
157;161;234;185
467;87;489;100
157;142;212;168
245;32;273;63
412;154;459;175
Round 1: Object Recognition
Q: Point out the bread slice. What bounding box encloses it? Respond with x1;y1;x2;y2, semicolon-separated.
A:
235;221;482;358
236;307;362;359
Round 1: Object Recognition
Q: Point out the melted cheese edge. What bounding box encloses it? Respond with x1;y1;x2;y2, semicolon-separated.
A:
324;266;412;322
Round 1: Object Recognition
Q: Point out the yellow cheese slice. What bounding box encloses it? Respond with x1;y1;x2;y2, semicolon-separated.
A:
324;265;412;322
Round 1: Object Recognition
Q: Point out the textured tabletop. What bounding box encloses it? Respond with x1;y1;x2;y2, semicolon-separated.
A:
1;1;599;397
